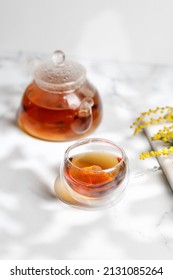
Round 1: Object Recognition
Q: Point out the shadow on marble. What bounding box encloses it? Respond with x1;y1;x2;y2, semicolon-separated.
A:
0;147;59;260
15;207;173;260
1;147;173;259
0;85;22;133
0;85;22;107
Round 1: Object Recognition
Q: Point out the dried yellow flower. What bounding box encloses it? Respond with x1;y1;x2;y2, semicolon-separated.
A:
131;106;173;135
131;106;173;159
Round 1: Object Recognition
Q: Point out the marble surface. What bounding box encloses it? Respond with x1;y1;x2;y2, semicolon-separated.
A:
0;53;173;260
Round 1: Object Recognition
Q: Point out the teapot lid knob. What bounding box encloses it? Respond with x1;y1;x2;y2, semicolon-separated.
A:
52;50;65;66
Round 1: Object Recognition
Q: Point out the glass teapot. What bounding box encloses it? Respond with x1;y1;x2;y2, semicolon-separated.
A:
17;50;102;141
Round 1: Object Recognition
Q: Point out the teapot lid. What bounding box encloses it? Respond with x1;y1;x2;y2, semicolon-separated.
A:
34;50;86;93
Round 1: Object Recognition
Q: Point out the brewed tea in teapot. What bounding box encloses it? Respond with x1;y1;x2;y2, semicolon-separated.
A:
18;50;102;141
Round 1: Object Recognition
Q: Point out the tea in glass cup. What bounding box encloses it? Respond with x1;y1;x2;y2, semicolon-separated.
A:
55;138;129;208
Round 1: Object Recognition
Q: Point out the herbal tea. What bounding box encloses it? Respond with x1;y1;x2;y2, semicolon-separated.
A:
18;81;102;141
64;151;126;197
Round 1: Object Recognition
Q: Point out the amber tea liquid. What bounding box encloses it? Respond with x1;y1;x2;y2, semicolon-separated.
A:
18;81;102;141
64;151;126;197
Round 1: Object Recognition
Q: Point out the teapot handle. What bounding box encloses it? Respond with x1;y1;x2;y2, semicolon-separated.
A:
71;98;94;134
